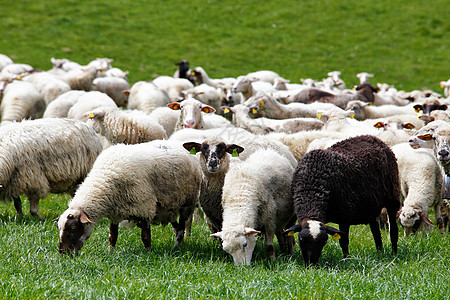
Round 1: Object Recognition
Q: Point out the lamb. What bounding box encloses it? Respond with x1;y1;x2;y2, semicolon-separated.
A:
22;71;72;104
211;148;296;265
0;118;103;219
42;90;86;118
190;66;236;87
293;83;378;109
152;76;194;101
85;106;167;144
67;91;117;121
182;137;244;234
0;54;13;71
167;98;232;131
243;92;337;119
227;104;324;134
285;135;401;265
391;143;444;235
345;100;417;120
0;80;46;125
56;140;203;254
126;81;170;114
92;76;129;107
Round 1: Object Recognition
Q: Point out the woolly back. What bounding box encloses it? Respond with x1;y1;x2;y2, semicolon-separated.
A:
292;135;400;224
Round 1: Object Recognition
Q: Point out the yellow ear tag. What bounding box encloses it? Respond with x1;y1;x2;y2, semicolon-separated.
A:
350;113;355;119
232;148;239;157
287;231;295;236
316;113;322;119
189;148;197;155
88;113;95;119
190;71;196;76
252;108;258;115
224;108;230;114
259;100;264;106
440;83;445;88
333;233;341;239
85;215;92;223
415;107;421;113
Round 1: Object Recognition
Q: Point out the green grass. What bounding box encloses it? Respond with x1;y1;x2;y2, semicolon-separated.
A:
1;1;450;298
0;195;449;299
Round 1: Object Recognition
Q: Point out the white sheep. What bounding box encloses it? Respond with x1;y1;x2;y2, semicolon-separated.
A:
56;140;203;254
356;72;374;84
167;98;232;131
148;106;181;137
440;79;450;98
92;76;129;107
181;83;223;111
0;118;103;219
67;91;117;121
227;104;324;134
63;65;101;91
23;71;72;104
152;76;194;101
42;90;86;118
232;76;276;100
85;106;167;144
316;106;379;135
211;148;295;265
327;71;346;90
0;54;13;71
1;63;34;77
392;143;444;235
190;66;236;87
272;77;305;91
126;81;170;114
50;57;82;72
0;80;46;125
245;70;281;84
345;100;417;120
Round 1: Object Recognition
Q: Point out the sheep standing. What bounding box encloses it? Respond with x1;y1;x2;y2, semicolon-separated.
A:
285;135;400;265
85;106;167;144
0;118;103;219
391;143;444;235
57;140;203;254
211;148;296;265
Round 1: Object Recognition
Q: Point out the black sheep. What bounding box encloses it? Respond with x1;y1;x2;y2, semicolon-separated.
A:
285;135;401;265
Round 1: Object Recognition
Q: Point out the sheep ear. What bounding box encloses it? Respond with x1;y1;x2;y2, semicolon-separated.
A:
52;216;60;222
84;110;104;120
210;232;223;239
182;142;202;154
419;212;436;227
439;105;448;111
167;102;181;110
249;106;259;115
374;122;385;129
324;225;345;239
244;227;261;236
402;123;415;130
284;224;302;236
413;105;423;113
123;90;130;96
201;105;215;114
80;211;92;224
225;144;244;156
417;134;433;141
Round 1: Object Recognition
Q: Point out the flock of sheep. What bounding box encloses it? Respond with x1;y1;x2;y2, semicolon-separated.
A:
0;52;449;266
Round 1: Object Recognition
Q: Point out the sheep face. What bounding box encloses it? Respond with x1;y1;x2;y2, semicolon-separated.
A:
211;228;260;266
183;141;244;173
167;99;215;129
434;130;450;167
397;207;435;235
57;209;94;254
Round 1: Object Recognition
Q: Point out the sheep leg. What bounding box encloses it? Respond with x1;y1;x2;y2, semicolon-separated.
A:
369;221;383;252
137;220;151;251
29;197;43;220
172;205;194;248
435;203;444;234
338;224;350;257
265;232;276;260
109;223;119;248
13;196;23;217
387;209;398;254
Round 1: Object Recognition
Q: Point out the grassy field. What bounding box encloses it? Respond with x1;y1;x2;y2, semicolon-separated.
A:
1;0;450;299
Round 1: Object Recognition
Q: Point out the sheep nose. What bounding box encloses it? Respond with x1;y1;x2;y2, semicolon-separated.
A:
438;149;449;157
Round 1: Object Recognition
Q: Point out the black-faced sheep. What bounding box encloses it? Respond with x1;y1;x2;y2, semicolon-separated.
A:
285;135;401;265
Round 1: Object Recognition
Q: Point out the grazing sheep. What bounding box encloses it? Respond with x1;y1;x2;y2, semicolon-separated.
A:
126;81;170;114
227;104;324;134
294;83;378;109
0;118;103;219
67;91;117;121
85;106;167;144
211;148;296;265
167;98;231;131
92;76;129;107
285;135;401;265
56;140;202;254
42;90;86;118
0;54;13;70
182;137;244;233
391;143;444;235
1;80;46;125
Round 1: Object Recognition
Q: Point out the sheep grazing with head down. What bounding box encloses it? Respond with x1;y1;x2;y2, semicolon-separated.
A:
57;140;203;254
211;148;296;266
0;118;103;219
285;135;401;266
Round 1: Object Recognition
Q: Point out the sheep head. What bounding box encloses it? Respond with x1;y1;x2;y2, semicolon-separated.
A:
56;209;94;255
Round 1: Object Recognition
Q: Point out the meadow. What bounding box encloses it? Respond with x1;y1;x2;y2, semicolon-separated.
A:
1;0;450;299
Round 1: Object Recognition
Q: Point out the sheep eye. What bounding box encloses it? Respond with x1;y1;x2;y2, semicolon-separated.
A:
243;242;248;248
